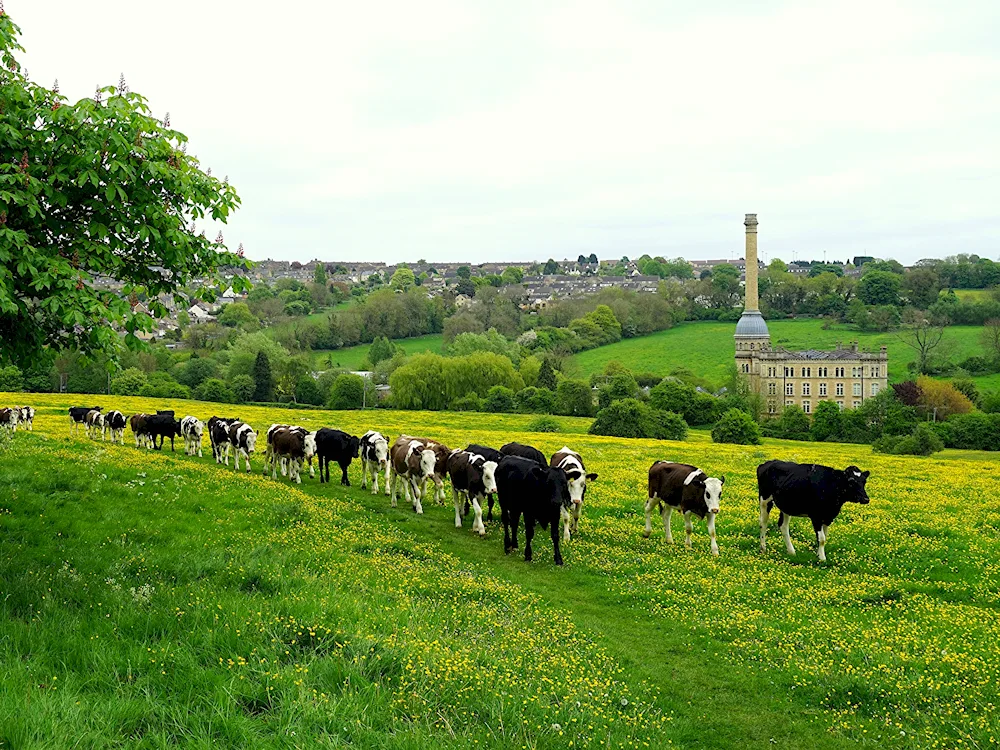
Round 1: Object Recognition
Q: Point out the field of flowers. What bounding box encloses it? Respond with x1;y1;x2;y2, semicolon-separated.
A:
2;392;999;748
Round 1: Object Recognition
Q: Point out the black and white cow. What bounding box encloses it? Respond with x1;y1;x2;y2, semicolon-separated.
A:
645;462;724;555
227;421;257;472
550;447;598;541
146;412;181;451
758;460;871;562
105;410;127;445
70;406;100;435
181;416;204;457
447;450;498;536
18;406;34;431
389;436;437;514
314;428;359;486
360;430;390;495
208;417;240;463
0;408;17;432
85;409;106;440
466;444;504;520
495;455;572;565
500;442;547;467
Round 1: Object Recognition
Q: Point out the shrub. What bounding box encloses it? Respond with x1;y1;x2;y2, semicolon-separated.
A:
450;392;482;411
0;365;24;392
648;409;688;441
917;376;974;419
294;377;323;406
515;386;556;414
483;386;516;413
873;423;944;456
526;416;561;433
328;374;365;410
589;399;688;440
555;379;594;417
982;391;1000;414
762;405;811;441
229;374;256;403
951;377;981;407
110;367;148;396
194;378;236;403
597;373;640;410
811;400;843;442
712;409;762;445
942;412;1000;451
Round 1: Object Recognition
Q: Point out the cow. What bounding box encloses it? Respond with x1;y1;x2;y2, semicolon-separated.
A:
261;424;316;479
466;444;504;520
18;406;34;431
422;439;453;505
644;462;725;556
227;421;257;472
360;430;391;495
105;410;127;445
70;406;100;435
208;416;240;463
495;455;573;565
550;447;598;541
500;441;547;467
146;412;181;451
758;460;870;562
269;427;310;483
314;428;359;485
389;436;437;514
447;450;498;536
181;416;204;457
85;409;106;440
130;413;152;448
0;408;17;432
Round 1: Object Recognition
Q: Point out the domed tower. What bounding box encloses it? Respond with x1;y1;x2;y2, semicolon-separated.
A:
734;213;770;375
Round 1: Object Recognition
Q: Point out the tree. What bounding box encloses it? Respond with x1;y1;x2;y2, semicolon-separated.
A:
537;358;558;391
0;14;248;366
857;271;902;306
110;367;148;396
810;400;843;442
0;364;23;392
176;357;218;389
917;376;973;419
597;373;640;410
501;266;523;285
588;253;598;265
515;387;556;414
483;385;516;413
295;376;324;406
194;378;236;403
589;399;687;440
390;266;416;291
712;409;762;444
897;309;947;374
455;278;476;298
328;374;365;410
456;265;471;280
313;262;327;286
251;351;274;402
982;319;1000;362
543;259;560;275
903;267;941;309
555;379;593;417
217;302;260;330
769;405;811;441
368;336;399;366
229;374;255;403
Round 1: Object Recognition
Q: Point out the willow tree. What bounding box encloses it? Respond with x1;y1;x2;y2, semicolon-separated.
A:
0;9;249;365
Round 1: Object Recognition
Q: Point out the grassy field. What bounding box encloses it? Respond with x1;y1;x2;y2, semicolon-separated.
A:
953;289;992;301
2;394;998;748
568;320;989;388
312;334;446;372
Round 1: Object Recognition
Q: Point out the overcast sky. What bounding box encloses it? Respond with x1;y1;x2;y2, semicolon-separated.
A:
11;0;1000;265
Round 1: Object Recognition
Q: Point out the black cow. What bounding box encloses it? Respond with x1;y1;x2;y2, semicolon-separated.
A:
0;408;17;432
500;442;546;466
315;428;360;485
495;455;572;565
466;443;503;520
70;406;100;435
447;450;498;536
105;410;128;445
758;460;871;562
146;413;182;451
208;417;240;463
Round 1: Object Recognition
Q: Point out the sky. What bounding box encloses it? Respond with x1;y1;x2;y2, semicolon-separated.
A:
10;0;1000;265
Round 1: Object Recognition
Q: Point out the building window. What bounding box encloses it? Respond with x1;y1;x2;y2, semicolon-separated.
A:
768;367;777;377
801;382;811;396
784;367;794;377
802;401;811;414
785;383;794;396
819;383;827;397
871;382;880;396
853;383;862;397
785;400;794;407
835;367;845;377
818;367;828;377
836;400;844;410
802;367;811;377
853;400;861;408
871;366;879;377
750;342;755;350
768;401;777;414
742;363;750;373
768;383;777;395
836;383;844;397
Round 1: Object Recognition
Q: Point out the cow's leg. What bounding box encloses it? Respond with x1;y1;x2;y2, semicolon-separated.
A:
308;456;315;479
244;450;251;474
384;463;392;496
410;478;423;515
487;494;494;522
371;465;380;495
571;503;581;535
294;458;302;485
453;486;463;528
662;505;673;543
280;457;288;477
197;438;202;458
815;521;828;563
684;511;694;549
523;516;535;562
759;496;771;552
643;496;655;538
509;509;520;550
550;517;564;566
707;513;719;556
435;477;446;505
272;453;279;479
561;506;571;542
502;506;512;554
340;461;350;486
361;458;369;489
780;512;795;555
390;472;398;507
471;495;485;536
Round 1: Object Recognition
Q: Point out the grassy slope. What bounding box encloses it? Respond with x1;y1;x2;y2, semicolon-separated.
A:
2;394;999;749
312;334;446;371
568;320;988;387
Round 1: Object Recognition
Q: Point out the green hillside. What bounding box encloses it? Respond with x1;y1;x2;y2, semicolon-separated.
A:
312;333;445;371
568;319;988;387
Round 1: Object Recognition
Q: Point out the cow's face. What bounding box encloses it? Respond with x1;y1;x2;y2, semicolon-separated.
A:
419;448;436;478
543;467;573;509
374;437;389;467
303;432;317;459
349;436;361;458
193;421;203;438
481;460;498;494
244;430;257;454
844;466;870;504
703;476;724;514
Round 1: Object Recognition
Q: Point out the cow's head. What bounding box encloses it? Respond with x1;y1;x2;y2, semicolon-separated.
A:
481;460;499;494
373;436;389;467
243;428;257;455
303;431;318;460
843;466;870;504
349;435;361;459
418;448;436;478
192;421;204;438
537;466;572;510
703;475;724;514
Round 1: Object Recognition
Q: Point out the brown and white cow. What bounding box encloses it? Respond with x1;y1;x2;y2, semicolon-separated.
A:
130;413;152;448
389;436;437;514
269;427;309;483
550;447;598;541
447;450;498;536
645;461;724;556
262;424;316;478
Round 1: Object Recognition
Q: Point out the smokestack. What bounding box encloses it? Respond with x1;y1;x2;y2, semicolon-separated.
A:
744;213;759;312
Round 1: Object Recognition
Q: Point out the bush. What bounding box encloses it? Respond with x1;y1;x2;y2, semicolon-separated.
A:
873;423;944;456
982;391;1000;414
648;409;688;441
328;374;365;410
942;412;1000;451
762;405;811;441
450;392;482;411
110;367;148;396
526;416;561;433
555;379;594;417
597;373;640;410
294;376;323;406
712;409;762;445
515;386;556;414
0;365;24;392
194;378;236;403
484;386;516;413
811;400;843;442
589;399;688;440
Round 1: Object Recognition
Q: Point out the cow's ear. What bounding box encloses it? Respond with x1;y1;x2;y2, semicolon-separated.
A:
719;475;725;484
861;470;870;479
586;472;598;482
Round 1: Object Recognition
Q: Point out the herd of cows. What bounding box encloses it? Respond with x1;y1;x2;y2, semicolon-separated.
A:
5;404;873;564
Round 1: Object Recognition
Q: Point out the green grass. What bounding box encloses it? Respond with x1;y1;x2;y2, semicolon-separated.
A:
568;319;990;388
953;288;992;301
312;333;445;371
3;395;999;748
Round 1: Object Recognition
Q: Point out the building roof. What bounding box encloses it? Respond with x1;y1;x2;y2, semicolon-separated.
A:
734;310;770;338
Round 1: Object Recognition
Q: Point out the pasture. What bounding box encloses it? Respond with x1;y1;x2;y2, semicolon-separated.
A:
2;394;999;749
567;320;988;387
312;334;446;371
